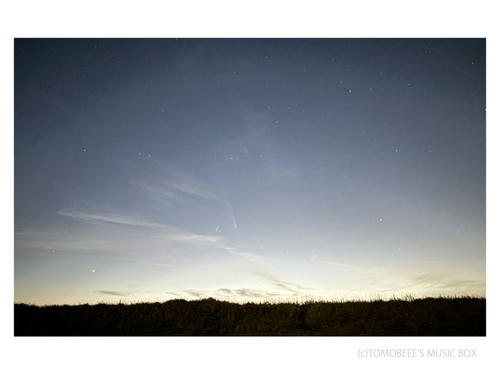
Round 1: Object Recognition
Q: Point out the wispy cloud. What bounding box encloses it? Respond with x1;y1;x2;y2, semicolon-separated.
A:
165;291;182;297
170;181;220;201
133;160;240;230
184;289;206;298
371;273;486;295
16;231;99;252
314;259;358;269
20;208;263;275
132;181;187;205
57;210;167;228
407;273;485;290
225;200;239;230
251;271;313;293
310;252;382;272
216;288;280;298
140;159;221;201
223;247;269;265
94;290;131;297
57;210;221;244
177;288;288;300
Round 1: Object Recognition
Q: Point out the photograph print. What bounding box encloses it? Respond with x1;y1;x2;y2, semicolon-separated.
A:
14;38;485;336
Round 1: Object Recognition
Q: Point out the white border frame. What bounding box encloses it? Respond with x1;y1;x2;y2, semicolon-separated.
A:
1;1;497;374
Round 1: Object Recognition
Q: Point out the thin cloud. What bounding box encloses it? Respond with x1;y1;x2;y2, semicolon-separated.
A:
135;160;240;230
187;288;281;299
145;159;221;201
316;259;359;269
310;252;383;272
17;212;226;267
165;291;182;297
132;181;187;205
251;271;313;293
408;273;485;290
217;244;270;265
375;273;486;294
94;290;131;297
170;181;220;201
57;210;167;228
225;200;239;230
226;249;269;265
57;210;221;244
230;288;280;298
184;289;206;298
310;251;353;268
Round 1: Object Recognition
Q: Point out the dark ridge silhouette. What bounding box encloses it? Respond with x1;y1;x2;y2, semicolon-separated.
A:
14;297;485;336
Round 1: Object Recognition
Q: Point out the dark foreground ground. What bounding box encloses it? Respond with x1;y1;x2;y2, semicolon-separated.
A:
15;297;485;336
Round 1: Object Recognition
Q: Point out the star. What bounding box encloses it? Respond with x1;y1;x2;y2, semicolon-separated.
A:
378;217;384;223
92;269;96;273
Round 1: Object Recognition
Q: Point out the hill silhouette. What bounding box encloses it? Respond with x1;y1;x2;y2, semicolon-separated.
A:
14;296;485;336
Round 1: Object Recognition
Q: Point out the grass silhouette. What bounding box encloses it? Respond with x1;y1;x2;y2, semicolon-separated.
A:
14;296;485;336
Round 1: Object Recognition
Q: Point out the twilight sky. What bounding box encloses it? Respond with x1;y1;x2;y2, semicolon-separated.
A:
15;39;485;305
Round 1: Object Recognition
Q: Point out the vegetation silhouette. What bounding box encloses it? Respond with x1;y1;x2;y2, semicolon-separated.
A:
14;296;485;336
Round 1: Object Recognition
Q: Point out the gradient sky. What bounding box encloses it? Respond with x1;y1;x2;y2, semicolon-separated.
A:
14;39;485;305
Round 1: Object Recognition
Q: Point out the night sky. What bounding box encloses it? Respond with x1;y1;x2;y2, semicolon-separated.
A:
15;39;485;304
